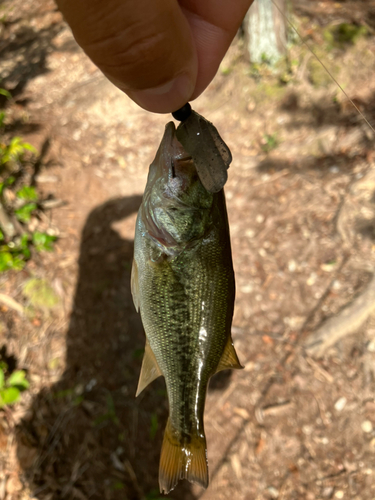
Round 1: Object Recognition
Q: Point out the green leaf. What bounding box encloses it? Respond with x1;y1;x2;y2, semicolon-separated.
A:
0;88;11;99
21;142;38;154
0;249;25;272
16;186;38;201
32;232;56;252
0;369;4;389
1;386;20;405
0;251;14;271
7;370;29;390
1;137;36;164
18;234;31;259
0;228;4;241
0;111;5;128
15;202;37;223
9;255;25;271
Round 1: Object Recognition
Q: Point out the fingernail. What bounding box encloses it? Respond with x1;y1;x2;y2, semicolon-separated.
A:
127;74;194;114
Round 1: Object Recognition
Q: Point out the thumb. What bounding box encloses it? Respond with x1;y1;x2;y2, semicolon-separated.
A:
56;0;198;113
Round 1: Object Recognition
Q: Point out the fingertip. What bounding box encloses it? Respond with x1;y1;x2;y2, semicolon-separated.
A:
125;73;195;114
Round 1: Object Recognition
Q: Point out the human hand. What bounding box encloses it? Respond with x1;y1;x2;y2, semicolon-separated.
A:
56;0;254;113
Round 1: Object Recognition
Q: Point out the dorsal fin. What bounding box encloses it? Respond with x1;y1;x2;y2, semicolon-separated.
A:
216;337;243;373
136;340;163;397
131;259;140;312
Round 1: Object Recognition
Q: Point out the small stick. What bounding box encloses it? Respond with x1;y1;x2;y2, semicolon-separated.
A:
304;274;375;357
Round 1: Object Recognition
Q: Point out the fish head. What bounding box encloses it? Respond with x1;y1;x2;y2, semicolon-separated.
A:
142;122;214;251
147;122;212;206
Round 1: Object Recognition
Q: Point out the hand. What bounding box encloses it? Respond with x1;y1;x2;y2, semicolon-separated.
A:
56;0;254;113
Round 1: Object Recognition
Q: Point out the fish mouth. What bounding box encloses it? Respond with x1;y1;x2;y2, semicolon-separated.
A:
162;122;193;170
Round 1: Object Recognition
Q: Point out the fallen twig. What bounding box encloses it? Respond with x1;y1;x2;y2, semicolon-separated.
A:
304;274;375;357
0;203;15;240
0;293;24;315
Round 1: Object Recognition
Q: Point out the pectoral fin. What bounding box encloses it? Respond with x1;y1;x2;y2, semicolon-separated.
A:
216;337;243;373
131;259;140;312
136;340;163;397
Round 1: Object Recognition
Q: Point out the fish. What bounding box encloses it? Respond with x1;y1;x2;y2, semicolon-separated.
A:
131;121;243;494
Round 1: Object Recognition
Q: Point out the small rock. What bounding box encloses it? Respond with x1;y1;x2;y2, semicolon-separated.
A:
367;339;375;353
245;228;255;238
334;491;344;499
288;260;297;272
307;272;317;285
256;214;265;224
370;437;375;450
302;425;313;436
329;165;340;173
267;486;279;499
240;284;253;294
231;454;242;479
247;100;256;112
334;397;347;412
361;420;373;433
323;486;334;498
332;280;341;290
6;476;22;494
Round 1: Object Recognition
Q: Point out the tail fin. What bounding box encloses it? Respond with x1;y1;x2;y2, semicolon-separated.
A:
159;418;209;494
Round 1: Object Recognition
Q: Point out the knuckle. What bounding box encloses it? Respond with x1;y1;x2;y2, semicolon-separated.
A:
91;28;176;87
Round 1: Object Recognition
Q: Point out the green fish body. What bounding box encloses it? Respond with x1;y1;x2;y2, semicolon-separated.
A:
132;122;242;494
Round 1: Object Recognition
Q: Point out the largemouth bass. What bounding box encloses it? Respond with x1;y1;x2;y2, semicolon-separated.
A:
131;121;242;493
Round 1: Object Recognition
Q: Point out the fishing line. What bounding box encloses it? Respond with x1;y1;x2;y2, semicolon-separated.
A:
271;0;375;135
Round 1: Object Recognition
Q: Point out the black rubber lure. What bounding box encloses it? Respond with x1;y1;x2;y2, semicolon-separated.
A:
171;104;232;193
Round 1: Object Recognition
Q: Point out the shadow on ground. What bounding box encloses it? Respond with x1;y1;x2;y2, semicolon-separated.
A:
0;1;80;105
15;195;196;500
281;90;375;132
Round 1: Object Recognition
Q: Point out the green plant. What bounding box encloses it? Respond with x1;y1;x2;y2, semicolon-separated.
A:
0;163;57;272
324;22;367;48
94;393;119;427
23;278;59;309
261;133;279;153
149;413;158;440
0;365;29;407
0;230;57;272
112;481;125;491
0;88;57;273
144;489;165;500
0;88;11;100
1;136;37;166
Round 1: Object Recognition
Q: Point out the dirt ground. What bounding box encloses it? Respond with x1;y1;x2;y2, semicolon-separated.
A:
1;0;375;499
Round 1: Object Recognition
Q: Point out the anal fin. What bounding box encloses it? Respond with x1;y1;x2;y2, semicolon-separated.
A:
216;336;243;373
159;418;208;494
135;340;163;397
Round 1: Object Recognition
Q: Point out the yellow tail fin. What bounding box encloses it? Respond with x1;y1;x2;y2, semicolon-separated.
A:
159;418;208;494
